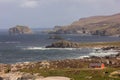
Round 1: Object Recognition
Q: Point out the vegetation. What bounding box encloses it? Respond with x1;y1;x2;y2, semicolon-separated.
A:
21;68;120;80
78;41;120;48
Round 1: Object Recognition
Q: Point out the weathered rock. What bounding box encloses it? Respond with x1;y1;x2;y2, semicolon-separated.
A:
0;72;38;80
0;72;70;80
46;40;80;48
9;25;33;35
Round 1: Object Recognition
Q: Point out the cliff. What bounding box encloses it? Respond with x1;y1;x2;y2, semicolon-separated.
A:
9;25;33;35
51;13;120;36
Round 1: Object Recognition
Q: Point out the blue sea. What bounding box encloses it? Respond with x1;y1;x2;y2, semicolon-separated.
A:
0;29;120;64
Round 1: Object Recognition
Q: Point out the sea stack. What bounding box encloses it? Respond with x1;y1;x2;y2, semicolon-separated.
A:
9;25;33;35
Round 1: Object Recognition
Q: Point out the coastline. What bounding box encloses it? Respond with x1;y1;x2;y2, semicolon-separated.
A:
0;46;120;80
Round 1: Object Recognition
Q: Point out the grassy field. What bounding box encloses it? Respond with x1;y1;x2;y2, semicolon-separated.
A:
21;68;120;80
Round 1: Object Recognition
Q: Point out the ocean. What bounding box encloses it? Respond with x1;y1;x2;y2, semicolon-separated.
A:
0;30;120;64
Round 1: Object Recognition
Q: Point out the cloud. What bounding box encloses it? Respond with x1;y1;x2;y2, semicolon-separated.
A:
20;0;39;8
0;0;120;28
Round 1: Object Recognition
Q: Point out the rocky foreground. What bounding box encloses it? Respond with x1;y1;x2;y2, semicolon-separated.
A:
0;72;70;80
0;47;120;80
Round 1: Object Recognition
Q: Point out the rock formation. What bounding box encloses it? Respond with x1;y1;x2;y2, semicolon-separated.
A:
46;40;80;48
9;25;33;35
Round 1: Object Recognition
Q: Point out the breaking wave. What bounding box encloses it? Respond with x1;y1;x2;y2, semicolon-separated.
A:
22;47;81;51
0;41;20;44
89;49;118;57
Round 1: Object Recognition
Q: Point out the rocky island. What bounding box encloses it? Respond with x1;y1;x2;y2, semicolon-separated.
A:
9;25;33;35
46;40;80;48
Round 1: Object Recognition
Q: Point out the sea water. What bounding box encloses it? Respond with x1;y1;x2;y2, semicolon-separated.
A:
0;31;120;64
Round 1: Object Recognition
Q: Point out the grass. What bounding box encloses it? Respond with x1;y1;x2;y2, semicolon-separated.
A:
20;68;120;80
78;41;120;48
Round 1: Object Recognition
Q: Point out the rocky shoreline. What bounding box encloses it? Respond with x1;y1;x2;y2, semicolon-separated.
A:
0;47;120;80
46;40;120;48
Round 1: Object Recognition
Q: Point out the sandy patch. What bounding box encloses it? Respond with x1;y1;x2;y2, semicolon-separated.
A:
37;76;70;80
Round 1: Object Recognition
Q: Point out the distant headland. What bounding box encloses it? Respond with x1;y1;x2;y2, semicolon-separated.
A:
48;13;120;37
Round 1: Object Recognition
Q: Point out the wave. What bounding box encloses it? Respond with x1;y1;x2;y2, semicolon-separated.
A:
89;49;118;57
77;55;90;59
0;41;20;44
22;47;81;51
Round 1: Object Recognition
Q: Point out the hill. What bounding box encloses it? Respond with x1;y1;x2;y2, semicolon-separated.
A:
51;13;120;36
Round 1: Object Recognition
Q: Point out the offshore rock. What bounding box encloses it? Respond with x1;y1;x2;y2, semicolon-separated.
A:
9;25;33;35
46;40;80;48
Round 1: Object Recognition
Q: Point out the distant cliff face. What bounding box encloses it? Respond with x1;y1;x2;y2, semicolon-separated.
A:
9;25;33;35
51;13;120;36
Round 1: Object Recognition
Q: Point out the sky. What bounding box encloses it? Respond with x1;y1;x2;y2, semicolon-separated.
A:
0;0;120;29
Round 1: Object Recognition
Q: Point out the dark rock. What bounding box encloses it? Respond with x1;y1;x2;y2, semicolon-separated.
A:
46;40;80;48
9;25;33;35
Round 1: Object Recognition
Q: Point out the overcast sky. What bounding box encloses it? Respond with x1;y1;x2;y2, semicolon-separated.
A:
0;0;120;29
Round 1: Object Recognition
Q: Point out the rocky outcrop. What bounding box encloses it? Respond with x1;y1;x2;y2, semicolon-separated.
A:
0;72;70;80
9;25;33;35
0;72;40;80
0;61;70;80
46;40;80;48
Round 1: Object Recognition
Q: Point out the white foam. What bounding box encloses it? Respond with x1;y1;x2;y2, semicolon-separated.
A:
0;41;20;44
77;55;90;59
89;49;118;57
23;47;81;51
